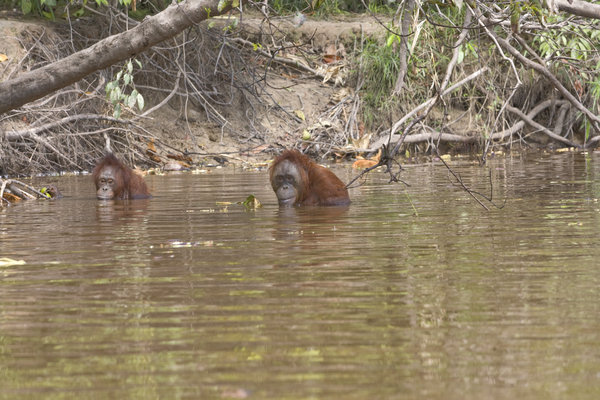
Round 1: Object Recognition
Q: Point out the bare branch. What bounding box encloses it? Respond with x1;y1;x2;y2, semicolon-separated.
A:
505;104;580;148
0;0;244;114
475;10;600;133
370;67;488;151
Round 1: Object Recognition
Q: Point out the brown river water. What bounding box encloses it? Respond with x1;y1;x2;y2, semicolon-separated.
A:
1;152;600;399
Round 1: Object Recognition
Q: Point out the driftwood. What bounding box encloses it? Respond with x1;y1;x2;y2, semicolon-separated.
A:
0;179;62;207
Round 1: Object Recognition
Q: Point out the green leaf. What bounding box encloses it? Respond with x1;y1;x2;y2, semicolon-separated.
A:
135;59;142;69
111;87;122;103
232;0;239;7
105;81;115;92
585;118;590;141
386;34;395;48
21;0;32;14
40;187;51;198
457;46;464;64
238;195;262;210
127;60;133;74
127;94;136;108
218;0;229;12
114;104;122;119
137;93;144;110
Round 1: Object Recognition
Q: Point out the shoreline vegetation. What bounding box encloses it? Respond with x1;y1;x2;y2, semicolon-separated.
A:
1;0;599;179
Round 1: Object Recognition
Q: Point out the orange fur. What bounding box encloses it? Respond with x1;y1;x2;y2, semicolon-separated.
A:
92;154;150;200
269;150;350;206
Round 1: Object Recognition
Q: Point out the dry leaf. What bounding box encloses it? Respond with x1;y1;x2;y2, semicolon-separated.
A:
352;149;380;169
146;139;161;162
2;192;21;203
323;54;342;64
166;153;193;163
352;159;377;169
351;132;372;150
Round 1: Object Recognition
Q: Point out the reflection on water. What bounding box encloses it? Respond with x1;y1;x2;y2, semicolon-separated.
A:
2;153;600;399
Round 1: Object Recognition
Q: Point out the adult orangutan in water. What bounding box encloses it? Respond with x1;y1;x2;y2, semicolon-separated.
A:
269;150;350;206
92;154;151;200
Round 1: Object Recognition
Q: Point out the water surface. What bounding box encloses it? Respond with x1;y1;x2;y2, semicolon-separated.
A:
1;152;600;399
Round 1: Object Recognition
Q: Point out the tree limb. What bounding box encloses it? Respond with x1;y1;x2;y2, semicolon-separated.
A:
4;114;126;141
392;0;416;95
489;99;569;140
370;67;488;151
555;0;600;19
475;11;600;133
505;104;580;147
0;0;243;114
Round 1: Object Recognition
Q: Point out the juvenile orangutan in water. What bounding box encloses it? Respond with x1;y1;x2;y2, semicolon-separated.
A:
92;154;150;200
269;150;350;206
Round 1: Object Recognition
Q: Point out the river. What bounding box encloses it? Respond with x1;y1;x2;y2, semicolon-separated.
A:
1;151;599;399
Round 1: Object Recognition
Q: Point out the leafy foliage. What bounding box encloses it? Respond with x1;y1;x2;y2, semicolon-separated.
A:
532;14;600;132
105;59;145;119
358;39;401;127
7;0;163;19
271;0;393;15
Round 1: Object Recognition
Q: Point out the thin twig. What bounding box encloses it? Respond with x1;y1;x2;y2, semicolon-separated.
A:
436;151;506;211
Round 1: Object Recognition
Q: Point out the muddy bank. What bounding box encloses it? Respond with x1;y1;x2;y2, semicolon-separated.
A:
0;9;593;177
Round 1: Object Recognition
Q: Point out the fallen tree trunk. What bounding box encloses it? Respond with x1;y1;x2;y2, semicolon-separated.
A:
0;0;242;114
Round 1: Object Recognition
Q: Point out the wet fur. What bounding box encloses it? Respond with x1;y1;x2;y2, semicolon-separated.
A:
92;154;150;200
269;150;350;206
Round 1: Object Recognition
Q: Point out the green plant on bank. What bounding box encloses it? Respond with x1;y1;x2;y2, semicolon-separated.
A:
533;16;600;140
271;0;393;15
6;0;163;19
358;39;401;128
358;6;469;130
585;58;600;140
105;59;145;119
591;59;600;110
534;21;600;62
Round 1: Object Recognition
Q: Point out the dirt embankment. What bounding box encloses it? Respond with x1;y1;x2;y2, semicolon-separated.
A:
0;12;391;175
3;9;585;177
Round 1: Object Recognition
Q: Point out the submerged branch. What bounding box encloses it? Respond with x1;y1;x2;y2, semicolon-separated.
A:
437;152;506;211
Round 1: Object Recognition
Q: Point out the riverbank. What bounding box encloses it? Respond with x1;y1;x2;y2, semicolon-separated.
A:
0;7;595;177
